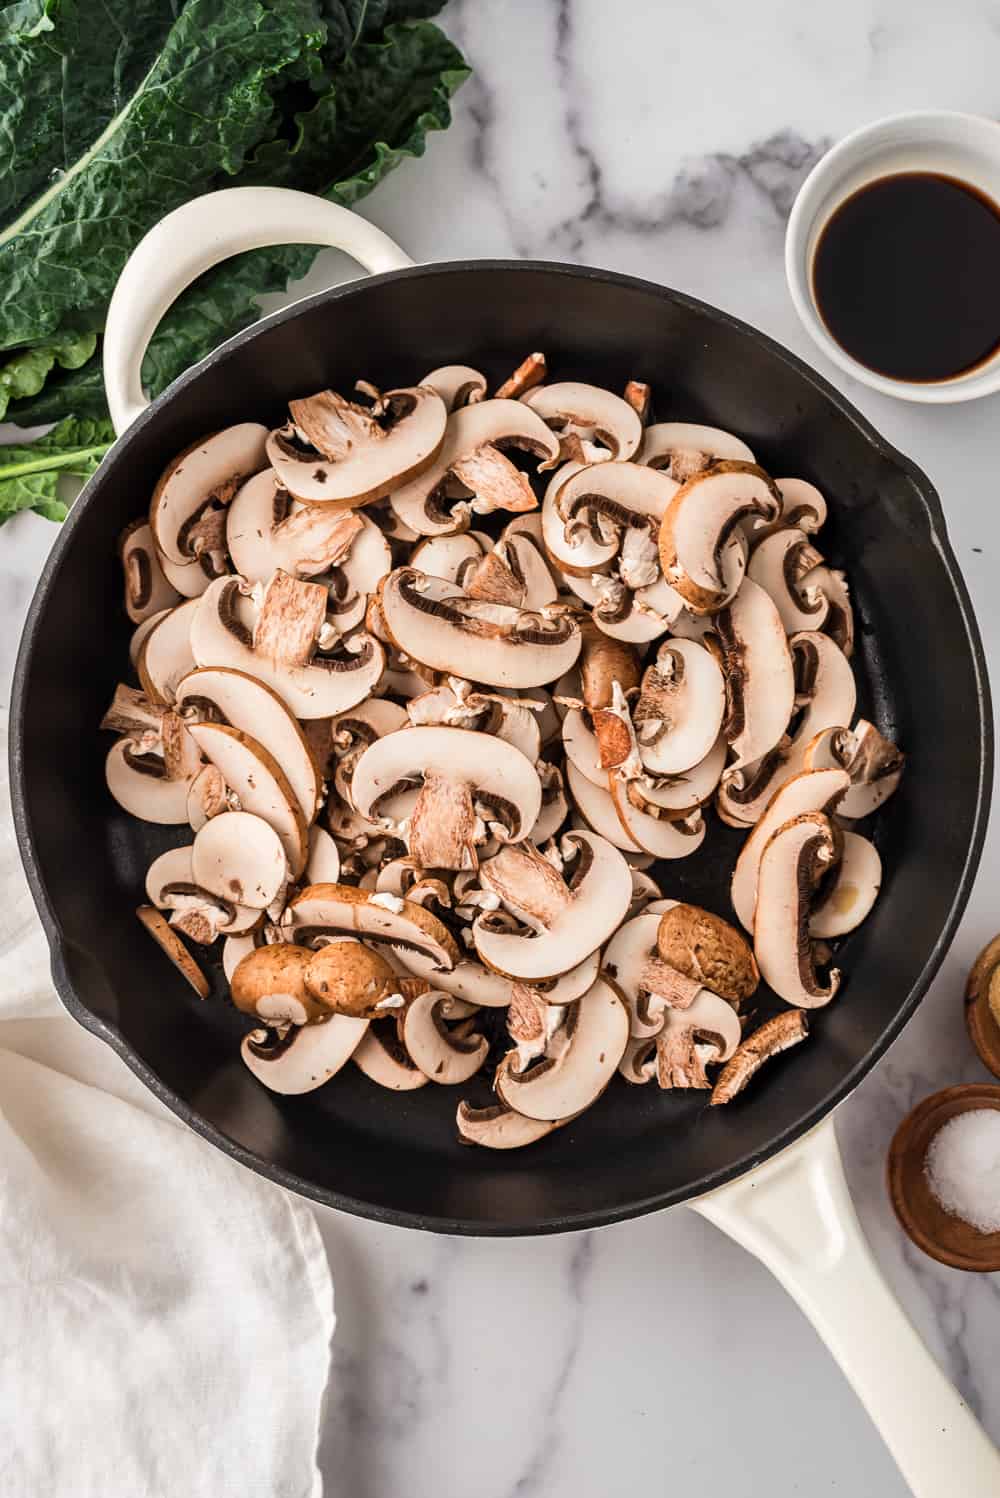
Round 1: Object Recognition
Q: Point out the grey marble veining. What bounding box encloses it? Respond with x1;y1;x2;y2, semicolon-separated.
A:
4;2;1000;1494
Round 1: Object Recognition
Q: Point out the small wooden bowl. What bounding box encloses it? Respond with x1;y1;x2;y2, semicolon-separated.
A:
964;936;1000;1078
887;1085;1000;1272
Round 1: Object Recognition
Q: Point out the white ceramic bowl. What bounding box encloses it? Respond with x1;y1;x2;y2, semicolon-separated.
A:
786;111;1000;403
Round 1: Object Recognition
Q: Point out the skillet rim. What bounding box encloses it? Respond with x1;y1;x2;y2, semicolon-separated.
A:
8;259;993;1235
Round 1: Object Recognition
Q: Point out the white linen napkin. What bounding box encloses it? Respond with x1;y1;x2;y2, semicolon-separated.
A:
0;714;334;1497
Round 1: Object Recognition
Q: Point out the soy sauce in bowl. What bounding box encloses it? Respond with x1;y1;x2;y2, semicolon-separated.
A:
812;172;1000;383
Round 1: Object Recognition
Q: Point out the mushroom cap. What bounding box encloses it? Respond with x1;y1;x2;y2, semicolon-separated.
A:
231;944;325;1025
473;832;632;981
658;462;781;613
809;831;882;938
495;975;628;1120
523;382;643;461
303;939;397;1018
150;423;268;566
187;721;308;877
240;1013;369;1094
191;810;288;910
176;666;321;823
456;1100;565;1148
288;883;459;971
753;813;842;1008
400;990;489;1084
716;575;796;770
190;576;385;719
730;766;851;931
267;386;447;507
377;568;582;689
656;903;759;1006
638;422;754;479
710;1010;810;1105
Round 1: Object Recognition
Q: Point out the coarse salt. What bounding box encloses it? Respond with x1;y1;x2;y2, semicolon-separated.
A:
924;1109;1000;1234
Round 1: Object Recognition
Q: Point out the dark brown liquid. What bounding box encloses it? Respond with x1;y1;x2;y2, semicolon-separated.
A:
812;172;1000;382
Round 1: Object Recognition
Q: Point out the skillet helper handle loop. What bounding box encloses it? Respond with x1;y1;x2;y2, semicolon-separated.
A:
102;186;414;437
692;1115;1000;1498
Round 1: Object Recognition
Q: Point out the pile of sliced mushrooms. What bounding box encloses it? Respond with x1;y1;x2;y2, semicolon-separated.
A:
103;353;905;1148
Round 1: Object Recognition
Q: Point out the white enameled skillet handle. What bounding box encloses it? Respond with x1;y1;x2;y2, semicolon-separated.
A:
103;186;414;435
692;1115;1000;1497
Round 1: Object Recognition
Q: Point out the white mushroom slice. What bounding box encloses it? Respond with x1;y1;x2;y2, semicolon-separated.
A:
240;1015;368;1094
187;722;307;877
716;576;795;769
746;528;830;635
495;351;548;401
409;532;487;585
774;478;828;535
176;666;321;823
609;778;707;860
753;813;842;1008
522;382;643;463
389;400;560;536
548;461;678;576
400;990;488;1084
603;910;671;1037
351;725;542;869
710;1010;810;1104
633;735;727;817
809;832;882;938
136;905;209;998
787;631;857;773
619;1034;658;1084
305;826;341;885
474;833;631;981
803;564;853;656
730;767;851;932
420;365;487;411
565;758;641;852
150;423;268;566
804;719;905;819
456;1100;565;1149
395;947;511;1008
191;576;384;718
464;534;558;613
145;845;259;938
634;638;726;776
659;462;780;613
288;883;459;971
267;386;447;508
137;599;199;705
638;423;754;480
186;763;226;831
223;931;264;984
495;976;628;1120
226;469;367;582
378;568;581;688
407;683;542;763
129;608;171;668
530;766;568;844
158;550;213;600
562;708;607;788
655;990;743;1088
627;869;663;918
353;1021;429;1090
119;520;181;623
105;733;199;825
192;811;288;910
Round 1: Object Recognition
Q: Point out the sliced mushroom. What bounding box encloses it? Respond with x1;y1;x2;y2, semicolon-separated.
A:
187;722;307;876
353;1020;430;1090
746;528;830;634
494;351;548;401
191;575;384;718
730;766;851;931
809;831;882;938
150;423;268;567
176;666;321;822
226;469;369;582
240;1014;369;1094
494;975;628;1120
456;1099;564;1148
400;990;489;1083
302;940;398;1018
100;682;166;741
377;568;581;688
137;599;199;705
136;905;209;998
288;883;458;971
130;608;171;668
464;533;558;612
267;385;447;507
105;717;201;825
803;719;904;819
638;423;754;480
305;826;341;884
655;990;743;1089
659;462;781;613
389;400;560;536
753;813;842;1008
716;576;795;769
656;903;759;1008
543;460;678;577
578;623;641;769
420;365;487;410
633;638;726;776
409;532;487;585
473;832;631;980
522;382;643;464
803;563;853;656
191;810;288;910
710;1011;810;1104
609;777;707;860
145;845;260;939
603;909;679;1038
565;758;641;852
772;478;828;535
231;945;326;1025
631;736;727;820
119;519;180;623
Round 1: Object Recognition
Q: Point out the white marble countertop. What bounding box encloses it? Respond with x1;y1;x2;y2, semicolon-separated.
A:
6;2;1000;1494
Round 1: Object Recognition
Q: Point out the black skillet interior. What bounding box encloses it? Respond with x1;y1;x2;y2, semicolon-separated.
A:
10;263;991;1234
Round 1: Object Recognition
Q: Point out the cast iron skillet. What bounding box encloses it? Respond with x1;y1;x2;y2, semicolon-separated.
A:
9;238;991;1238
